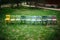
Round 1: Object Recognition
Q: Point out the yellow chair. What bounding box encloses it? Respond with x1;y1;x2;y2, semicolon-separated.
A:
6;15;10;18
5;15;10;23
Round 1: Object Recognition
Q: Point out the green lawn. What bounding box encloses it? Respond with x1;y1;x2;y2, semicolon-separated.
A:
1;6;58;15
0;6;60;40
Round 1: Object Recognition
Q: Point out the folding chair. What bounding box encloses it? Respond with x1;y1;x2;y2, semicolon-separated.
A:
10;15;16;24
25;16;31;24
52;16;57;25
5;15;10;24
47;15;52;25
30;16;36;25
36;16;42;25
42;16;48;25
15;15;21;24
20;16;26;24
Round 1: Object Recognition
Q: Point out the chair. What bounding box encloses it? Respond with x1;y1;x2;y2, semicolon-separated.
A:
5;15;10;24
10;15;16;24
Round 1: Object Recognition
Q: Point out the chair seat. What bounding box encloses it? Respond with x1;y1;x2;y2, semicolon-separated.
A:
16;19;20;21
5;18;10;21
10;19;15;21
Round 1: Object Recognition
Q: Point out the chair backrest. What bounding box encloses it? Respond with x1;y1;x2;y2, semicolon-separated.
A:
52;16;57;21
36;16;42;21
42;16;47;19
6;15;10;18
5;15;10;23
5;15;10;21
15;15;21;21
42;16;48;21
47;15;52;21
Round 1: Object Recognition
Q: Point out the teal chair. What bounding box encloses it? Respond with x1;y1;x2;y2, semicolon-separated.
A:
20;16;26;24
42;16;48;25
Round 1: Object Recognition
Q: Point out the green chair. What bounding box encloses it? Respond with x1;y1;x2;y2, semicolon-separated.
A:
10;15;16;24
15;15;21;24
25;16;31;24
47;15;52;25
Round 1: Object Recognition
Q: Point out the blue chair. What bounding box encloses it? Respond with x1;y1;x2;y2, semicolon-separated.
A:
36;16;42;25
30;16;36;25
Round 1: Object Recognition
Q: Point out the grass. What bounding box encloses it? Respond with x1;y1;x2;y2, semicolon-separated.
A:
0;6;60;40
1;6;58;15
1;25;56;40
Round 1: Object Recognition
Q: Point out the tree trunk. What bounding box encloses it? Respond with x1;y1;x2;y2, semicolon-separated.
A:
29;1;31;7
17;3;19;7
0;4;1;9
0;0;1;9
11;3;14;8
26;1;29;5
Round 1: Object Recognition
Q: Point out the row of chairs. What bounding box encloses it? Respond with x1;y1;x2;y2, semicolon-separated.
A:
5;15;57;25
